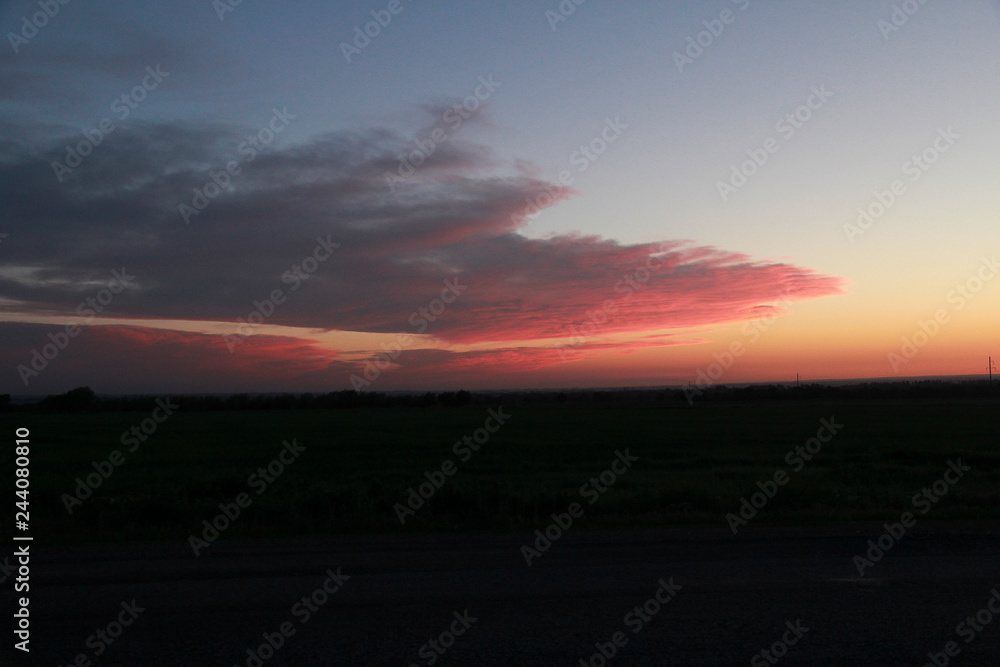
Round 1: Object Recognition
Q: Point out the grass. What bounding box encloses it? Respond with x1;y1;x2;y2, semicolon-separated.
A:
2;398;998;545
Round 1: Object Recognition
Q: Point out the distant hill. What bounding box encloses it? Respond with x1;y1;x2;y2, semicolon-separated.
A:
4;377;997;413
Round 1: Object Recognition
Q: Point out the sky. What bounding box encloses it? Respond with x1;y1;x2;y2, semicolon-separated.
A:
1;0;999;394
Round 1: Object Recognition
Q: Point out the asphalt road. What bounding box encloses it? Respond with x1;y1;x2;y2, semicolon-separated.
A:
4;523;1000;666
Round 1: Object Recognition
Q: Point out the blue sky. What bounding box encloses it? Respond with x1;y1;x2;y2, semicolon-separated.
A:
2;0;999;392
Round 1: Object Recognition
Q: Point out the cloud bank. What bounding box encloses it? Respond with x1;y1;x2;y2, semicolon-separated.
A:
2;117;846;351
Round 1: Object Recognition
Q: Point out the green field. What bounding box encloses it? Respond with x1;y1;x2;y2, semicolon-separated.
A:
3;398;999;545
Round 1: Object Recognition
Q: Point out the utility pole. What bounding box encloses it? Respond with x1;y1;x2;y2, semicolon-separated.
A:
990;356;996;390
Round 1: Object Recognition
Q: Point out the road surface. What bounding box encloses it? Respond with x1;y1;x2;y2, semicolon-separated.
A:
4;523;1000;665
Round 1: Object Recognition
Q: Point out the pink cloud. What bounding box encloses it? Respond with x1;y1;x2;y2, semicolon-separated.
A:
0;322;705;394
1;124;845;354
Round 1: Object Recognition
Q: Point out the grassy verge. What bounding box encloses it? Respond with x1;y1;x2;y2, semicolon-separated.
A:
2;399;998;545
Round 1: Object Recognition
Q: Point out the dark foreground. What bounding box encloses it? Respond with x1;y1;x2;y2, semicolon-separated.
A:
6;523;1000;666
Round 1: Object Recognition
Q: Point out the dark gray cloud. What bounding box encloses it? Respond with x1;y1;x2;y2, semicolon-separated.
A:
2;118;845;346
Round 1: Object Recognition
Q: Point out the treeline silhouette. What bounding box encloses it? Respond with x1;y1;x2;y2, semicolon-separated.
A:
2;379;997;413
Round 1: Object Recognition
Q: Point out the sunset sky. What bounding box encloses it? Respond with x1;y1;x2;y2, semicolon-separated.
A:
2;0;999;394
